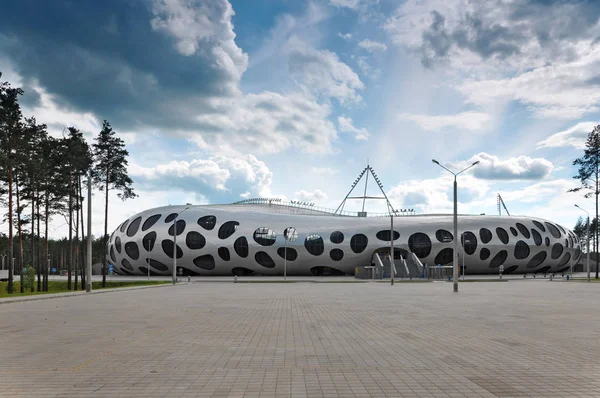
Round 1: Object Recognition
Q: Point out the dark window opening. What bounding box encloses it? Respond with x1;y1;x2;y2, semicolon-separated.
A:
124;242;140;260
545;222;562;238
168;220;186;236
408;232;432;258
232;267;258;276
304;234;324;256
557;224;566;234
143;231;157;251
434;248;453;265
531;229;542;246
277;247;298;261
193;254;215;270
197;215;216;230
330;249;344;261
119;220;129;233
514;241;530;260
510;227;518;237
557;252;571;267
185;231;206;250
142;214;161;231
255;251;275;268
480;248;490;261
436;229;453;243
526;251;547;268
551;243;563;259
165;213;178;223
503;265;519;274
461;231;477;255
516;223;530;239
479;228;492;244
126;217;142;237
376;230;400;241
350;234;368;254
545;237;550;246
218;247;230;261
148;258;168;271
310;266;346;276
234;236;249;258
115;236;122;253
218;221;239;239
253;227;276;246
532;220;546;232
161;240;183;259
110;246;116;263
489;250;508;268
330;231;344;244
496;227;509;244
121;258;133;271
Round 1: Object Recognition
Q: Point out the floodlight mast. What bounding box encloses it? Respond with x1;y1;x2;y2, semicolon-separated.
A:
334;164;397;216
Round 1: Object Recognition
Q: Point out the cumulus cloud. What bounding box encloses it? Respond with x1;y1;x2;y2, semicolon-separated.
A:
130;154;273;199
456;49;600;119
338;116;369;140
385;0;600;70
191;91;338;154
358;39;387;53
455;153;555;181
338;32;353;41
388;174;490;214
286;36;364;105
150;0;248;82
398;111;490;131
329;0;361;9
537;122;599;150
294;189;328;202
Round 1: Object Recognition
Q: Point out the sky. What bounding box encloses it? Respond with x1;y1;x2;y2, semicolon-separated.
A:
1;0;600;239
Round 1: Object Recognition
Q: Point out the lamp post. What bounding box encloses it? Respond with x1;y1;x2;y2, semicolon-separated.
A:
432;159;480;293
86;171;92;292
575;204;591;282
283;227;297;281
147;239;150;282
172;206;191;285
390;211;395;286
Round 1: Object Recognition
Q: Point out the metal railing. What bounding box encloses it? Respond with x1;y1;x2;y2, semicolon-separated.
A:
230;198;417;217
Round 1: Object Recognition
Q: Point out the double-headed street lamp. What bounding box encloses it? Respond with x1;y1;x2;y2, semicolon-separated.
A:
432;159;480;293
574;204;591;282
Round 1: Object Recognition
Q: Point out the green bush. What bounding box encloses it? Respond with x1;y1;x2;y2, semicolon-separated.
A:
22;266;36;291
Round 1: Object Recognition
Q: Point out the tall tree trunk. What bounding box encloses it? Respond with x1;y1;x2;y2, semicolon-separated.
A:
16;175;24;293
7;165;14;294
68;172;73;290
74;185;79;291
594;179;600;279
44;191;49;292
103;168;109;287
79;176;85;290
37;188;41;292
30;172;35;292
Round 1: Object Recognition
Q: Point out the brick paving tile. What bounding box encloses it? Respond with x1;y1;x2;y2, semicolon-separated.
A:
0;281;599;397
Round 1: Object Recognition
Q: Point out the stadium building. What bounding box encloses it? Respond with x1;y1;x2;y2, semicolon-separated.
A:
107;172;581;277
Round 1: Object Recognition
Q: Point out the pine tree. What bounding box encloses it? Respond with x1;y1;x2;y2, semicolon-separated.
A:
570;125;600;279
92;120;136;287
0;73;24;294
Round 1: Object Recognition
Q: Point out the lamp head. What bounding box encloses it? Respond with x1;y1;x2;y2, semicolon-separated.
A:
472;160;480;166
432;159;439;165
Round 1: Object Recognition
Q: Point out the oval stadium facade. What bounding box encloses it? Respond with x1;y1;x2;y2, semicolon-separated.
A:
107;201;581;276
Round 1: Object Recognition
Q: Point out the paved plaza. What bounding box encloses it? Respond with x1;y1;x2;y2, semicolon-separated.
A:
1;280;599;397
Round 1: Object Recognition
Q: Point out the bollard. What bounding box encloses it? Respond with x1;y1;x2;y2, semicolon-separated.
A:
234;275;237;283
188;275;191;283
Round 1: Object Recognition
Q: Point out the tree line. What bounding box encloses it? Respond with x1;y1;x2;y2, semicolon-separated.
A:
0;72;136;294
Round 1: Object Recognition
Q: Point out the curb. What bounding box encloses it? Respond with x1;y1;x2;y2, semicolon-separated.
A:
0;282;179;305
